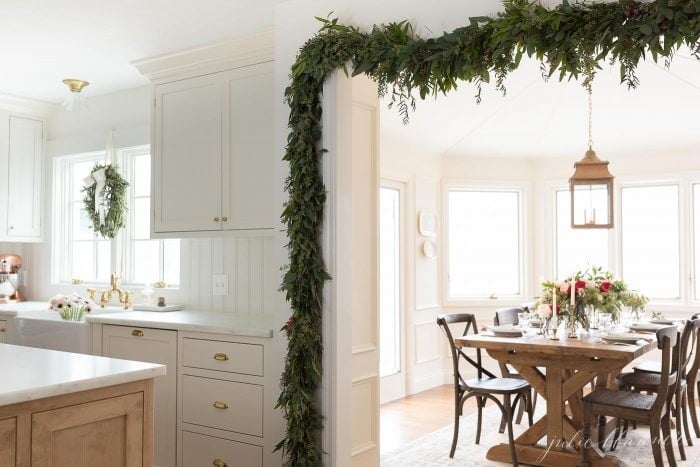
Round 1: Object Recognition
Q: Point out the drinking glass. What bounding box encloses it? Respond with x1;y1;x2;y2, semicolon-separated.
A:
599;313;612;333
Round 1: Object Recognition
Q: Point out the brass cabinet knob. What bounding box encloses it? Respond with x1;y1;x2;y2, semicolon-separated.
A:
212;460;227;467
131;329;144;337
221;217;228;222
0;328;5;333
213;353;229;361
214;217;220;222
212;401;228;410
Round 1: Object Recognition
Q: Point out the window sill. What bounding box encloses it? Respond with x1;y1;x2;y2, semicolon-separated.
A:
444;297;530;308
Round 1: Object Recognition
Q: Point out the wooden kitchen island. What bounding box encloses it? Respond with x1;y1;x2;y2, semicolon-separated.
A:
0;343;164;467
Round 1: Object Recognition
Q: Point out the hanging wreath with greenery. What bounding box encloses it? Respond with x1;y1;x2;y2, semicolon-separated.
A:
277;0;699;464
82;164;129;239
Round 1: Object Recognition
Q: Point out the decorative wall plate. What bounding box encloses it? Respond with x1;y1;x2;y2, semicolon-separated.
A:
422;240;438;259
418;210;437;237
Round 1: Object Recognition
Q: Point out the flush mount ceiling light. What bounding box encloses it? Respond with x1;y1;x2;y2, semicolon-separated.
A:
61;78;89;111
569;83;614;229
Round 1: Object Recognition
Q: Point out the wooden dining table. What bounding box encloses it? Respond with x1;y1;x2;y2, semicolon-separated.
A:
456;332;657;467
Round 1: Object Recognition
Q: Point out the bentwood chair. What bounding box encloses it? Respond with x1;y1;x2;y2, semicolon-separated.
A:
582;326;680;467
493;307;538;424
437;313;533;465
615;316;700;460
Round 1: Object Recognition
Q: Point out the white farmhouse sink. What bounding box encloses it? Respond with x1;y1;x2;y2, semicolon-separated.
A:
10;305;125;355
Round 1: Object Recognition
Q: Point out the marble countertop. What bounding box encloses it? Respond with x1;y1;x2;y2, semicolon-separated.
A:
0;343;165;406
86;310;275;338
0;301;49;317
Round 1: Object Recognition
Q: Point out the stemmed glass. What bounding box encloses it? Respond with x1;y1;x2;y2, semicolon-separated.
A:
518;311;531;338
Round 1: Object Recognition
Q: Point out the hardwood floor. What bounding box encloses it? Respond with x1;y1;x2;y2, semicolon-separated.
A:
380;385;478;455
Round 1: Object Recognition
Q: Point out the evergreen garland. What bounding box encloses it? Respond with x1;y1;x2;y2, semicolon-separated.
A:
278;0;699;464
82;164;129;239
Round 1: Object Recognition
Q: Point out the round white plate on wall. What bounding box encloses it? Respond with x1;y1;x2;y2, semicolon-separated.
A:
422;240;438;259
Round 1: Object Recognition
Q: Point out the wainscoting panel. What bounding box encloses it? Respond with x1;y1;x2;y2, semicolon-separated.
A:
414;320;441;365
351;377;378;456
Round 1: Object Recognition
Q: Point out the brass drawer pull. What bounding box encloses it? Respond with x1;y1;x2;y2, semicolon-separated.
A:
222;217;228;222
213;459;227;467
214;353;229;361
0;328;5;333
591;356;601;361
132;329;144;337
214;217;220;222
213;401;228;410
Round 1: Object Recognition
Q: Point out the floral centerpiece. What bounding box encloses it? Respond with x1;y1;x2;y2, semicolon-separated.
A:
535;266;648;331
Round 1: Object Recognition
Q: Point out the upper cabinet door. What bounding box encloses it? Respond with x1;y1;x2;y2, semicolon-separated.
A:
221;62;275;231
7;116;42;239
153;73;223;234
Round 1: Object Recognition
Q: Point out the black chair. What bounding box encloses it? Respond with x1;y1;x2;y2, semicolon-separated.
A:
437;313;533;465
493;307;537;424
615;316;700;460
582;326;680;467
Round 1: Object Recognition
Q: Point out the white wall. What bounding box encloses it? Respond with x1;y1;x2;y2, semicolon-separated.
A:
20;86;276;314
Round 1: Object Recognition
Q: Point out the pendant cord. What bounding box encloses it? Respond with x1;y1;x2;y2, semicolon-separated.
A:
587;85;593;150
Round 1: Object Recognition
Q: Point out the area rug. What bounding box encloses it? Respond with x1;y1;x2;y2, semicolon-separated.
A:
381;406;700;466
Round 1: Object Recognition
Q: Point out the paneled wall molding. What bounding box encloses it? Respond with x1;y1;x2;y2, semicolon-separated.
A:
352;344;378;355
414;320;442;365
350;376;378;456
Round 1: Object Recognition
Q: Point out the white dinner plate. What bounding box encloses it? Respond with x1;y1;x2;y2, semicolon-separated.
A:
601;332;642;344
486;325;523;337
628;323;666;333
650;319;676;325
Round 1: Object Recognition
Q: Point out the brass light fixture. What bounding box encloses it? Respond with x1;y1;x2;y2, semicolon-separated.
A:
569;84;614;229
61;78;90;111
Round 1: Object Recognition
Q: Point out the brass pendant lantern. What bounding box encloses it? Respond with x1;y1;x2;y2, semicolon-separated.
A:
569;85;614;229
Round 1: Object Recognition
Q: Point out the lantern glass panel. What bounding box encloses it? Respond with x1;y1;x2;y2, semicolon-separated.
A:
572;182;610;227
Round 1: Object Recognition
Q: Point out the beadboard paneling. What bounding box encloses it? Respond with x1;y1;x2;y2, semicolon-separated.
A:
183;237;274;313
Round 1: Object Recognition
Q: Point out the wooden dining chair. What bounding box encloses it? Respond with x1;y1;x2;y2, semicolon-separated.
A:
493;307;537;425
615;316;700;460
582;326;680;467
685;313;700;439
437;313;533;465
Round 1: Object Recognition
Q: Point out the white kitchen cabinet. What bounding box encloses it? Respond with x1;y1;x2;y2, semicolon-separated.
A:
151;61;275;237
153;73;223;233
178;331;272;467
222;61;275;231
102;325;177;467
0;116;43;241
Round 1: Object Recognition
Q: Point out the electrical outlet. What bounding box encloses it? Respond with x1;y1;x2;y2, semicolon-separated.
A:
212;274;228;296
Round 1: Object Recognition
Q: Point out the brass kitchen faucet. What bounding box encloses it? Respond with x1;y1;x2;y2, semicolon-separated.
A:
87;272;132;310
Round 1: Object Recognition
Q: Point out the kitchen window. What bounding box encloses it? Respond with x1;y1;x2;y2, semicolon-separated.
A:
53;146;180;286
446;186;524;300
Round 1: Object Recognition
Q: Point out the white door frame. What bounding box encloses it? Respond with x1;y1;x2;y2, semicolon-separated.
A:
320;71;381;466
379;177;408;404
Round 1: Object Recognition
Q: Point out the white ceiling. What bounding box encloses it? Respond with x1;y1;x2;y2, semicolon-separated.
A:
381;50;700;159
0;0;282;103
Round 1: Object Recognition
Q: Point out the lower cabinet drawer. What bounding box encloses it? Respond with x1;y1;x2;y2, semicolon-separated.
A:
182;375;263;437
181;431;262;467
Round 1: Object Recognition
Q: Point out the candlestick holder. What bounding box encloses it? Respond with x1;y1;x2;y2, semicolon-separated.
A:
550;325;559;340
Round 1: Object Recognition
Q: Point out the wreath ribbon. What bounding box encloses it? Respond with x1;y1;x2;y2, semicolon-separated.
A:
83;168;107;226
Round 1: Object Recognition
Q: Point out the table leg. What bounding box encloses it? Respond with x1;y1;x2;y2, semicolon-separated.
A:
546;367;564;450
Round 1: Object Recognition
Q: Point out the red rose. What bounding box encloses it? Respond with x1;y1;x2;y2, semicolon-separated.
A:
599;281;612;293
575;280;587;292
